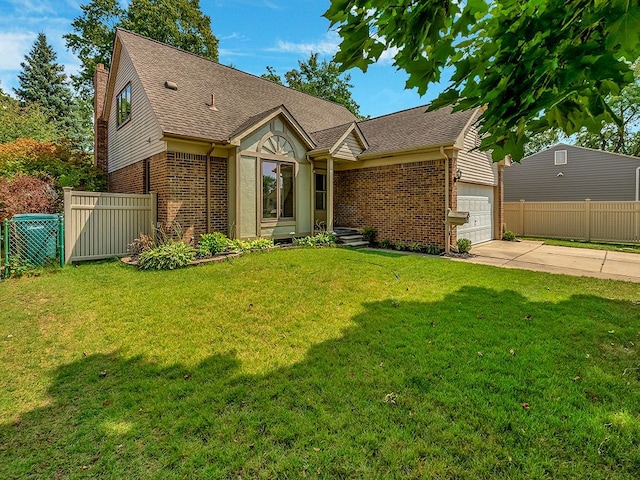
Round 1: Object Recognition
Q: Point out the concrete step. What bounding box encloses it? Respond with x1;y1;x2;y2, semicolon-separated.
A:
338;234;364;241
341;240;370;248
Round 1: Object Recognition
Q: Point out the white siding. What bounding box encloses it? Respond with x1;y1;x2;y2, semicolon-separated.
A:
108;45;164;173
456;126;497;186
333;132;363;161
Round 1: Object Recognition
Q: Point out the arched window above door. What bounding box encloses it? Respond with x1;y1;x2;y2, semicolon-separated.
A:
260;134;295;158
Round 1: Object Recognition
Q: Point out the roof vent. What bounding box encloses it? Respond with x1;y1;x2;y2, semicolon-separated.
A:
209;94;218;111
164;81;177;91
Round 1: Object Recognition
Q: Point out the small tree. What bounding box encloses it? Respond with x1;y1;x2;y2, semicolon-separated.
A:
0;139;106;194
0;174;58;221
0;94;58;143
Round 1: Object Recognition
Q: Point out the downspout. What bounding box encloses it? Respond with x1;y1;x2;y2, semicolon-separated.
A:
636;166;640;201
206;143;215;233
440;146;451;255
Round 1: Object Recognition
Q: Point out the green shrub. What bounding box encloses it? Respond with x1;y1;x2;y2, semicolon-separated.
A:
293;232;336;247
138;240;196;270
409;241;422;252
198;232;230;256
242;238;275;251
457;238;472;253
379;239;393;249
228;237;275;252
425;244;441;255
361;226;376;243
502;230;516;241
395;242;406;251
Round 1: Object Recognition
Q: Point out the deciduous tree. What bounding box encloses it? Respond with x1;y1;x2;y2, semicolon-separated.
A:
325;0;640;160
262;53;362;118
65;0;218;95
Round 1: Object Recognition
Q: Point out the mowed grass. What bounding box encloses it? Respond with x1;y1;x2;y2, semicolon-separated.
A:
1;248;639;479
521;237;640;254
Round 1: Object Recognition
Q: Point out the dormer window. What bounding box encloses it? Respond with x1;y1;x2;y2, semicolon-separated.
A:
116;83;131;126
554;150;567;165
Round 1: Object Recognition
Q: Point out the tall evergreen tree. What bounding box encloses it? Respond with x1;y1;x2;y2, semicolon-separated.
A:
14;33;73;125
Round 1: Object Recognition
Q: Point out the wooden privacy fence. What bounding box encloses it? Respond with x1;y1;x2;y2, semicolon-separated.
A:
64;188;157;264
505;200;640;244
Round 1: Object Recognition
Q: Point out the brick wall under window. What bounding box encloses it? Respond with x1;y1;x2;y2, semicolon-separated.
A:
108;151;228;239
334;159;457;249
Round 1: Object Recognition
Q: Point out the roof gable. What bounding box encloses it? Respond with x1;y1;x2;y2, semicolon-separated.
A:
524;143;640;162
113;29;357;143
229;105;315;150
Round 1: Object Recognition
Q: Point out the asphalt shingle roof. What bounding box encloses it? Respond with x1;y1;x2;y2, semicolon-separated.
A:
309;122;355;152
358;105;478;156
116;30;481;155
117;29;357;142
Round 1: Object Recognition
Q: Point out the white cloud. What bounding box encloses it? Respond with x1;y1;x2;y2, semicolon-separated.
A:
378;46;399;65
6;0;54;14
268;31;340;56
267;31;398;65
0;32;36;71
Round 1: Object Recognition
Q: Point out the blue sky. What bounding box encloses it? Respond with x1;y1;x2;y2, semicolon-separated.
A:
0;0;447;118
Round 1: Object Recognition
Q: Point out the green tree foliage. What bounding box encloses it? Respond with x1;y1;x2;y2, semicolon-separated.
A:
325;0;640;161
526;63;640;157
11;33;92;149
65;0;219;95
262;53;362;118
0;139;106;192
573;65;640;156
0;94;58;144
13;33;73;124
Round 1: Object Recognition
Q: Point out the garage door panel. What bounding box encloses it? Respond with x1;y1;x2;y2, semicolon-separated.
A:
457;184;494;245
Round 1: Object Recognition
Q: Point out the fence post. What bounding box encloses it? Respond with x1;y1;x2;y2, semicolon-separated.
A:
584;199;591;242
519;199;525;236
150;191;157;240
3;219;8;278
58;214;65;268
63;187;73;264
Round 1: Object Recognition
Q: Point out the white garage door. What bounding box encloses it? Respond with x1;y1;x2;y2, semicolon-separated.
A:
457;183;494;245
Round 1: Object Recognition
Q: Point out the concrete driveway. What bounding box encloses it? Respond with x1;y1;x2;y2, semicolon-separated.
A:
459;240;640;282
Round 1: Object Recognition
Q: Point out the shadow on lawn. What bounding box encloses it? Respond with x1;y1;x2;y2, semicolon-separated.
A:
1;287;638;479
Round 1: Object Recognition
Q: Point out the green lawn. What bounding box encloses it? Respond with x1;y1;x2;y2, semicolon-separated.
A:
1;248;639;479
521;237;640;254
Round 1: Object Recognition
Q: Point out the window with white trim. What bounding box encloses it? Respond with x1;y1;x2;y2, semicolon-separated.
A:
116;83;131;126
554;150;567;165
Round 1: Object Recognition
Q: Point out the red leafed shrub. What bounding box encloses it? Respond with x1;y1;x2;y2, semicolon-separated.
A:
0;173;58;221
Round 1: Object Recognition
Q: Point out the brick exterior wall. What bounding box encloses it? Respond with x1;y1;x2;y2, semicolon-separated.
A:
109;159;146;194
108;151;228;239
334;159;457;250
93;64;109;174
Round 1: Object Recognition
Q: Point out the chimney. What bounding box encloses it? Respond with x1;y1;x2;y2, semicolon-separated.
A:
94;63;109;174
